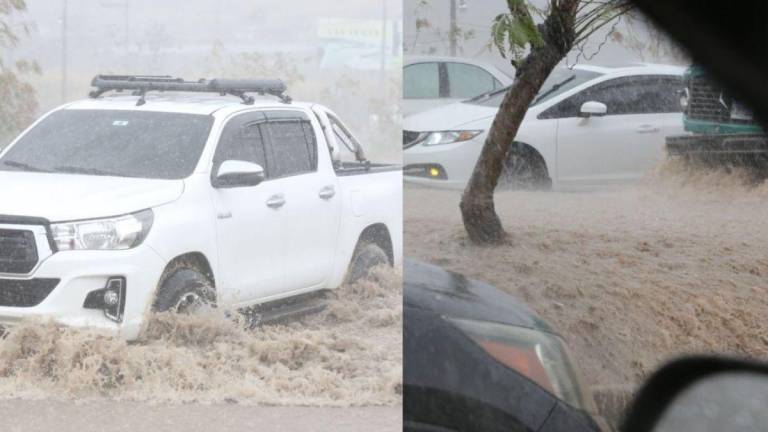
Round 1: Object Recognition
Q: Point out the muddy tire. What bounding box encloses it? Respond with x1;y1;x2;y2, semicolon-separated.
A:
153;264;215;314
499;144;552;190
346;243;389;284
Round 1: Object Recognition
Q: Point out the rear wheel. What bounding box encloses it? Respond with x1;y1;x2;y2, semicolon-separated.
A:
346;243;390;284
153;264;215;314
499;144;551;190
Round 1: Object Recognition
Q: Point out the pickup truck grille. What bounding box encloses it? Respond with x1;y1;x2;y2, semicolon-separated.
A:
0;278;59;307
688;76;757;125
0;229;39;274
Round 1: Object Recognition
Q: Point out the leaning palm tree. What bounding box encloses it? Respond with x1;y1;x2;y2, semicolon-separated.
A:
460;0;634;244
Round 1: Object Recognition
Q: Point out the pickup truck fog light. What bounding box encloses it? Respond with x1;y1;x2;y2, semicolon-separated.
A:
103;289;119;307
83;277;126;323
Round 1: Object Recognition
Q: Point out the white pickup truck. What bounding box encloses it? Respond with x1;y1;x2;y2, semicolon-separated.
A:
0;76;402;340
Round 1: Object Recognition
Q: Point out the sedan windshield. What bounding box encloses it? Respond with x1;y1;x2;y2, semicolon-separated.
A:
0;109;214;180
466;68;603;108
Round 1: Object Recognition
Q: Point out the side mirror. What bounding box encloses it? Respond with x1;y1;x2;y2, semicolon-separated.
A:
622;356;768;432
579;101;608;118
214;160;265;189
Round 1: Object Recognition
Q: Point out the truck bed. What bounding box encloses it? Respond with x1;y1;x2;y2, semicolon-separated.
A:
335;162;402;177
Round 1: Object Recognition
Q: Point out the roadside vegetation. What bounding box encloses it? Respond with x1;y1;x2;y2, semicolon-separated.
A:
0;0;38;147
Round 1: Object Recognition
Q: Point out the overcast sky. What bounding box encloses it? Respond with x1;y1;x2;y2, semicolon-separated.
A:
403;0;687;76
8;0;401;110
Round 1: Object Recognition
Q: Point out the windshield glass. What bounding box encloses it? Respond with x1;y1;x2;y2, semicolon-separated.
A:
466;68;603;108
0;109;214;180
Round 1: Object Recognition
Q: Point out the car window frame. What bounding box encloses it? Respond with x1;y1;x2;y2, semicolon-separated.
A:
260;109;319;180
404;61;443;100
539;74;684;120
444;61;501;99
326;113;363;162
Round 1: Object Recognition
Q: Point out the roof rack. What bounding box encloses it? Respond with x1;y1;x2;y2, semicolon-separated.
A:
88;75;292;106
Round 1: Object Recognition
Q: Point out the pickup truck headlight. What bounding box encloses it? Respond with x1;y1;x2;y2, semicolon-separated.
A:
51;209;154;251
422;130;483;146
449;317;594;412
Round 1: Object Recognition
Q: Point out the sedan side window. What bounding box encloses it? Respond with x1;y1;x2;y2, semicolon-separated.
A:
542;76;684;119
446;62;499;99
652;77;685;113
404;62;440;99
213;112;269;176
262;112;318;179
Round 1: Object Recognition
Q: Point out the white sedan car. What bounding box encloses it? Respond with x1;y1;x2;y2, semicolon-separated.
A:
404;64;686;190
403;56;513;117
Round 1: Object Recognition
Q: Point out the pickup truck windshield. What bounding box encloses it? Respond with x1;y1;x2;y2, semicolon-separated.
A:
0;109;214;180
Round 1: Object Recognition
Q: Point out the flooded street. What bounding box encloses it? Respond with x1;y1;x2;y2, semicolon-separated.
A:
0;269;402;407
405;168;768;392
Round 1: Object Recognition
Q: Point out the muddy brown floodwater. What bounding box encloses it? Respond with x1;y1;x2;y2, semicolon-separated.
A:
0;268;402;408
405;165;768;397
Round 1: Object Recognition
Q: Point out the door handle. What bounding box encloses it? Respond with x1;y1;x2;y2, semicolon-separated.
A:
266;194;286;209
318;186;336;200
636;125;660;134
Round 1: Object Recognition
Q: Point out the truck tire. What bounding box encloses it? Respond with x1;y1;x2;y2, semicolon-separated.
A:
346;243;390;284
152;265;215;314
500;145;552;190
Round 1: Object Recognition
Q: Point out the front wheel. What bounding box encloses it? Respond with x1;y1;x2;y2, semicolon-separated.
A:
152;265;215;314
499;145;552;190
346;243;390;284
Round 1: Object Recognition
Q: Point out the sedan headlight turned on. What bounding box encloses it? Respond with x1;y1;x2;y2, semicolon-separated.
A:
51;209;154;251
421;130;483;146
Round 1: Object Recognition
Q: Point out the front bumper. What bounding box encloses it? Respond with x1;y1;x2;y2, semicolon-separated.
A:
0;245;166;340
403;136;484;188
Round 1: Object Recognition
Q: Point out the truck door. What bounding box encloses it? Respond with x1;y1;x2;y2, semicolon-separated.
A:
261;110;342;291
210;111;286;305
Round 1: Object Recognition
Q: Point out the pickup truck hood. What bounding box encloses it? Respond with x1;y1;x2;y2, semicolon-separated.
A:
0;171;184;222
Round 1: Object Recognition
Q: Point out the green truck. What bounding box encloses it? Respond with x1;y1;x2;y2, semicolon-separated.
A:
666;66;768;170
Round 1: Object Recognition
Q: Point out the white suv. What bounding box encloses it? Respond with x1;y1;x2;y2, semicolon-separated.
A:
0;76;402;340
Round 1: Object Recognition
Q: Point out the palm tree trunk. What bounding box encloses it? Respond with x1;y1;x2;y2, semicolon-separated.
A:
460;1;579;244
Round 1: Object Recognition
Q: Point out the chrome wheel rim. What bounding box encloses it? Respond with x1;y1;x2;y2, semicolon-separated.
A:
174;292;203;314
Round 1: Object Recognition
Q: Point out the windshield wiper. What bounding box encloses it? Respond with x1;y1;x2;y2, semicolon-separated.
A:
53;166;122;177
1;160;51;173
532;75;576;105
466;86;512;103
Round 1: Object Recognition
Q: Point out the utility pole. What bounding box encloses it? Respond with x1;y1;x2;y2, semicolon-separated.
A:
61;0;69;102
449;0;457;56
380;0;388;85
